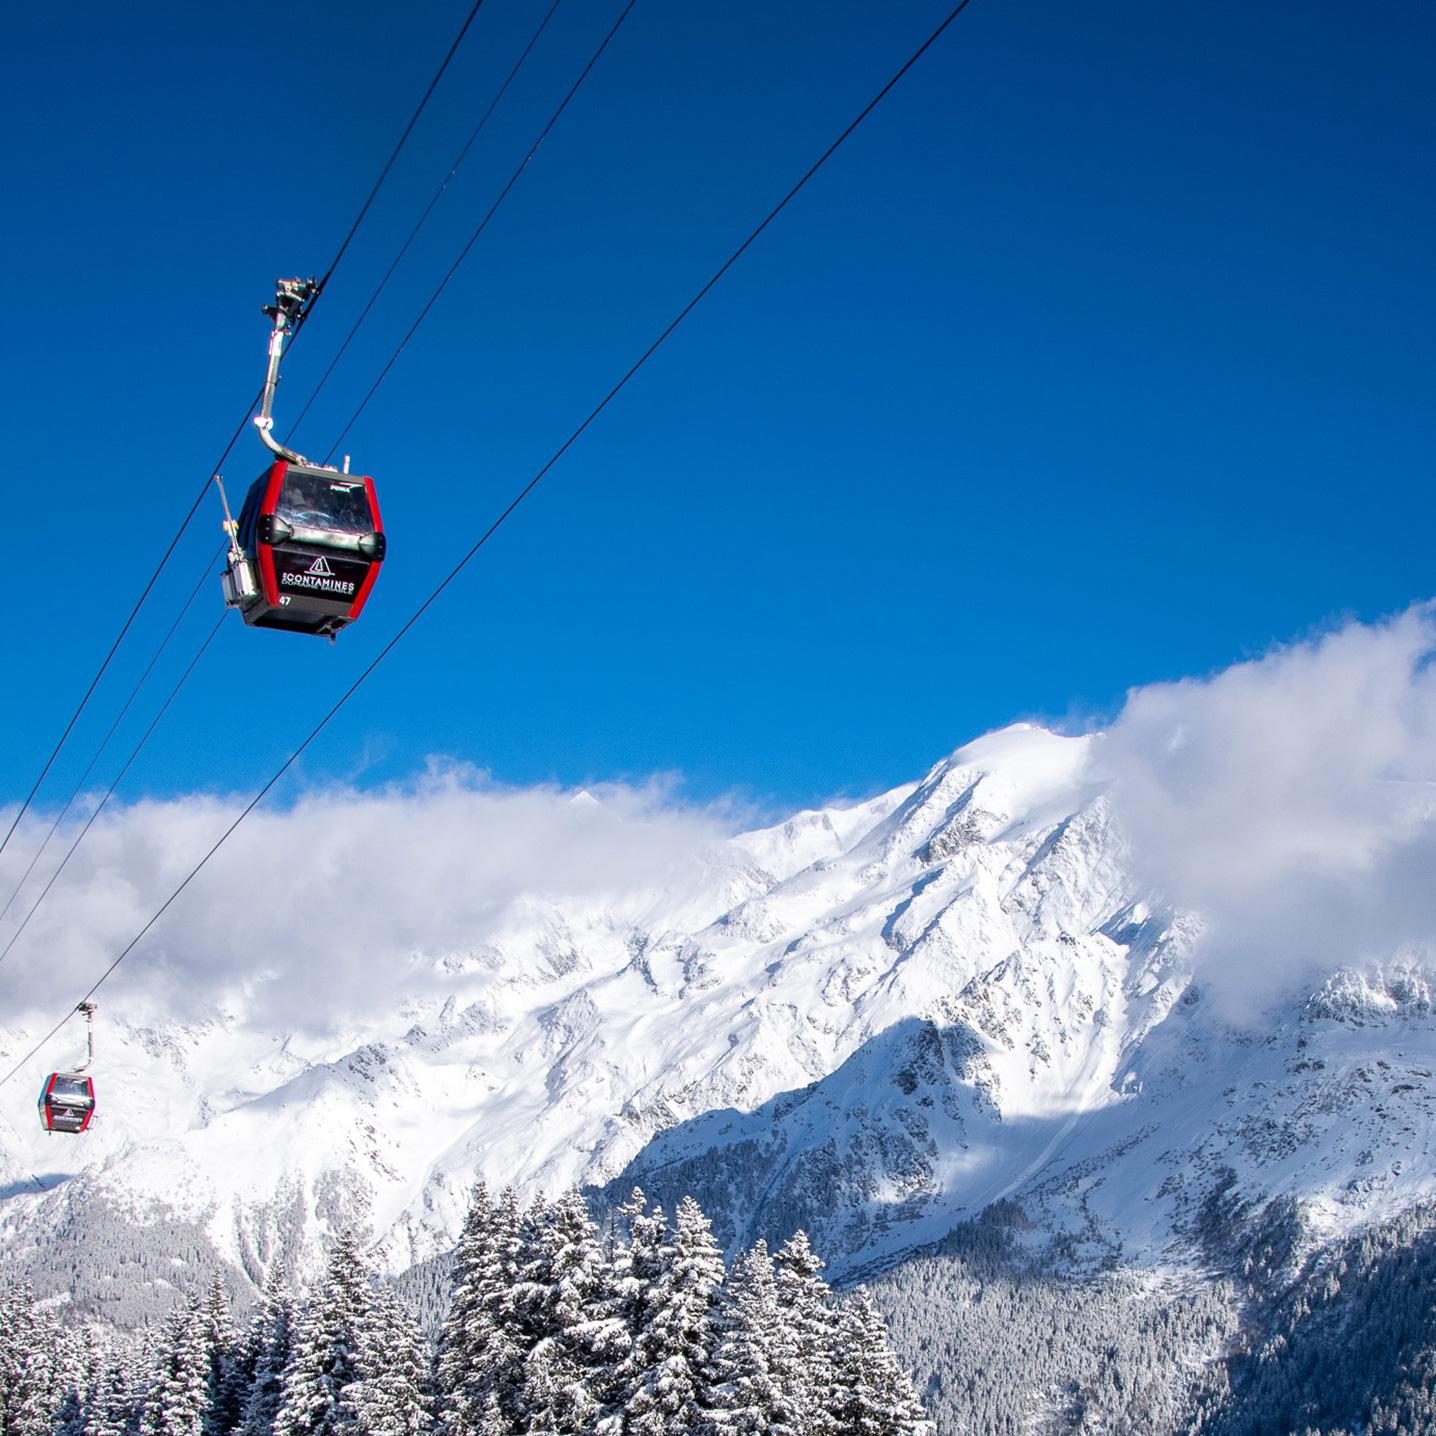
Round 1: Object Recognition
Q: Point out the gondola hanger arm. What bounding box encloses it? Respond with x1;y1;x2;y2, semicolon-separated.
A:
255;277;318;465
73;1001;96;1074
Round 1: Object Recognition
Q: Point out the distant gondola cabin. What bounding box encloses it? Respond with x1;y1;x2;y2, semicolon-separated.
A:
38;1073;95;1133
229;460;386;638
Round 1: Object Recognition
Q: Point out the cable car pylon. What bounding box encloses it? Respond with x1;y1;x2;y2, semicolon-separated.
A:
219;279;387;641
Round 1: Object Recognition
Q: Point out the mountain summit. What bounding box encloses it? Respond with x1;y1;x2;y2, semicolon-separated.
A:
2;724;1432;1329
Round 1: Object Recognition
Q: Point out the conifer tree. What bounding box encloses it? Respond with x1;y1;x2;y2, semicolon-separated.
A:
347;1286;430;1436
51;1385;87;1436
606;1190;665;1423
702;1242;799;1436
274;1232;373;1436
238;1263;295;1436
0;1283;37;1436
829;1288;932;1436
87;1351;144;1436
613;1188;665;1332
51;1324;99;1436
456;1186;527;1434
435;1182;497;1436
200;1276;243;1436
0;1284;67;1436
772;1232;838;1435
626;1196;726;1436
144;1300;212;1436
518;1189;626;1435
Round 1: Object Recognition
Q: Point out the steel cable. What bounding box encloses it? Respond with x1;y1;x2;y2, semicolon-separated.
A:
322;0;637;465
286;0;565;447
0;0;488;861
0;613;230;975
0;546;223;929
0;0;978;1088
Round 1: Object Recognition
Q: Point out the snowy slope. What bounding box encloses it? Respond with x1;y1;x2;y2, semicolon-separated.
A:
1;724;1433;1301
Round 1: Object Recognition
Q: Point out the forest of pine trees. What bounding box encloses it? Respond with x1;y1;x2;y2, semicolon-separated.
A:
0;1185;930;1436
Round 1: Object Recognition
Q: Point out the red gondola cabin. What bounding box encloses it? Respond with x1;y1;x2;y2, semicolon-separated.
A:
226;460;386;638
38;1073;96;1134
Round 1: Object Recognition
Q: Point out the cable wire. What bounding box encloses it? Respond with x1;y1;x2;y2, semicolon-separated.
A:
0;0;488;862
0;546;223;929
314;0;489;299
0;0;978;1088
0;403;257;866
0;5;512;949
287;0;565;447
0;613;229;974
323;0;636;465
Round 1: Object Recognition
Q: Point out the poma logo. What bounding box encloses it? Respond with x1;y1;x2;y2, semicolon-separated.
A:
306;555;335;577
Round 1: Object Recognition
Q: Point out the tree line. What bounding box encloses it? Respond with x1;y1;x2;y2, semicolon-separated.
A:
1;1183;931;1436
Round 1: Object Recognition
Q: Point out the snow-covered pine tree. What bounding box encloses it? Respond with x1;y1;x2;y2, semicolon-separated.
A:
199;1275;243;1436
434;1181;497;1436
441;1184;529;1436
612;1189;665;1323
0;1282;70;1436
51;1384;86;1436
829;1288;931;1436
52;1322;100;1436
144;1299;212;1436
86;1349;145;1436
607;1192;664;1427
516;1189;626;1435
0;1284;40;1436
237;1263;295;1436
346;1285;430;1436
273;1232;374;1436
771;1232;838;1436
0;1286;24;1436
625;1196;726;1436
568;1188;650;1436
701;1242;799;1436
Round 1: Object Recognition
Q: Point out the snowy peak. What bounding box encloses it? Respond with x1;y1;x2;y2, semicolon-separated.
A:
2;721;1434;1310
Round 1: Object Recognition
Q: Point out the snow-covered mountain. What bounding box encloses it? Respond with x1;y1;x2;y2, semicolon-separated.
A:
2;722;1433;1317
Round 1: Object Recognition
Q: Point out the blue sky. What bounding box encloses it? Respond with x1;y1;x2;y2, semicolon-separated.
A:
3;0;1433;818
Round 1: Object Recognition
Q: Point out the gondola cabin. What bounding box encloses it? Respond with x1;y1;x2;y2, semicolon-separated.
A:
38;1073;95;1134
224;461;386;638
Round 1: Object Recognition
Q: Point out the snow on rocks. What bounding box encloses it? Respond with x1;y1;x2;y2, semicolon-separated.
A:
1;724;1433;1295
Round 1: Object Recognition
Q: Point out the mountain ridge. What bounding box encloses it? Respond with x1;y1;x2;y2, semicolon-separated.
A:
1;723;1432;1330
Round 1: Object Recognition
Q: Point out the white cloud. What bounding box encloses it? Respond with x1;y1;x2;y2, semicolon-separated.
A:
1100;605;1436;1012
9;610;1435;1045
0;766;734;1033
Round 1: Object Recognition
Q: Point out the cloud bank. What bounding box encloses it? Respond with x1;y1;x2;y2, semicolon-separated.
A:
1101;605;1436;1011
0;768;734;1033
6;608;1435;1044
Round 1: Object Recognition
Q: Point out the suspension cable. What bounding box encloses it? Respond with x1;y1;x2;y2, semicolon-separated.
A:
0;0;978;1089
314;0;489;299
0;0;489;861
0;546;222;929
287;0;565;447
323;0;637;466
0;613;229;974
0;1;507;962
0;403;255;866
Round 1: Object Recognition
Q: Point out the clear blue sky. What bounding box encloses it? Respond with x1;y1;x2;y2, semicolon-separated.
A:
2;0;1433;816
